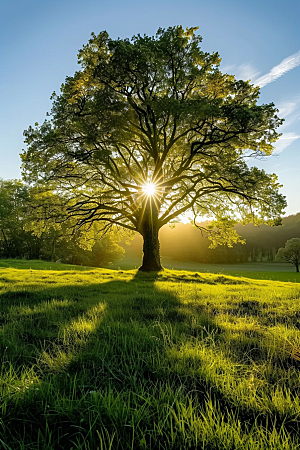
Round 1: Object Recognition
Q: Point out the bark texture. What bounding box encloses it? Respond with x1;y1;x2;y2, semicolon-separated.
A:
138;200;162;272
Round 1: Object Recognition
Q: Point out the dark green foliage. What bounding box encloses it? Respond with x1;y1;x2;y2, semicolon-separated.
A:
0;179;32;258
0;179;125;266
276;238;300;272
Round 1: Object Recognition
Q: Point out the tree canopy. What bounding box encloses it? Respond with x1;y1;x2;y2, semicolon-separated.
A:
276;238;300;272
22;25;286;271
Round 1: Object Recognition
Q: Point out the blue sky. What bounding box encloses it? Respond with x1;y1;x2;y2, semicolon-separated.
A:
0;0;299;215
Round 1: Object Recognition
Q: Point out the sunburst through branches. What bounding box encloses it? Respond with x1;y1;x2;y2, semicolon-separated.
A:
138;180;162;220
142;182;157;197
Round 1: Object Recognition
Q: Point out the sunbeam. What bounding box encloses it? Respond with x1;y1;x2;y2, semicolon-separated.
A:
142;182;157;197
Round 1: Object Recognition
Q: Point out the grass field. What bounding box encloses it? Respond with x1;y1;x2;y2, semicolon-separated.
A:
0;260;300;449
108;255;300;283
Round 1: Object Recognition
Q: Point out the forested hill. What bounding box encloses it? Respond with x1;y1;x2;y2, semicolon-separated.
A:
125;213;300;264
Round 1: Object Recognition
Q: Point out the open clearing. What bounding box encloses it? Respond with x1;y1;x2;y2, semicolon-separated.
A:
0;261;300;449
108;256;300;283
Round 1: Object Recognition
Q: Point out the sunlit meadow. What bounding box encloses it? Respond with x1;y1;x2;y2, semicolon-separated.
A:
0;260;300;449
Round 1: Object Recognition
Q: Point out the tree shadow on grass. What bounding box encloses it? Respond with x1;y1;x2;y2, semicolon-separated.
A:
0;269;299;448
0;270;187;447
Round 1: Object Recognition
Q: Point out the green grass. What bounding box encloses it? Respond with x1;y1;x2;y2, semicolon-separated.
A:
108;255;300;283
0;260;300;449
0;259;91;271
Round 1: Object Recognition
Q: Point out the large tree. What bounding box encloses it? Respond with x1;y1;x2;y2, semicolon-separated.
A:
22;26;286;271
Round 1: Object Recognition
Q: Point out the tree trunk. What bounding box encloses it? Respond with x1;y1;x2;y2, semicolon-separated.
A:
296;263;299;273
138;200;163;272
51;236;56;262
1;229;9;256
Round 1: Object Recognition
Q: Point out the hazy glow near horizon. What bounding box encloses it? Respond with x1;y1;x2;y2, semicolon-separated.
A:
180;214;190;224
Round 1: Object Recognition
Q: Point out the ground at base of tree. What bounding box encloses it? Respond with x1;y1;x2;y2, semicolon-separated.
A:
1;258;299;283
107;256;300;283
0;262;300;449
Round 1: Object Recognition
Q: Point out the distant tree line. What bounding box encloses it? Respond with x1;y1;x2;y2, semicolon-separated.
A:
1;178;299;266
0;179;125;265
125;215;300;264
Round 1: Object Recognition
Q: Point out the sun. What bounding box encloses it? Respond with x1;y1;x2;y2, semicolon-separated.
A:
142;182;156;197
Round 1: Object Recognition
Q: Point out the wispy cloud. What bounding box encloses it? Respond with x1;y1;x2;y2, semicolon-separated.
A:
235;64;260;81
254;50;300;88
221;63;260;81
275;96;300;130
278;101;299;117
274;132;300;153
